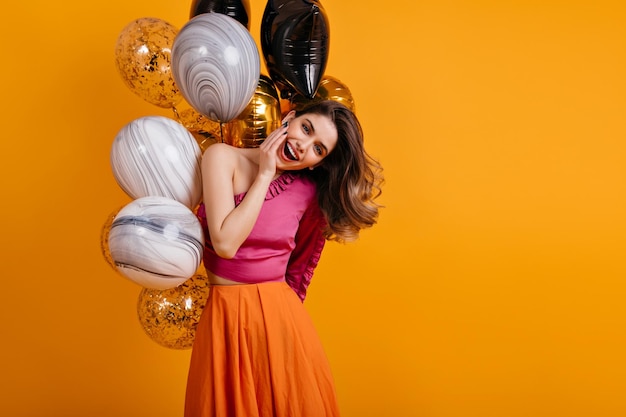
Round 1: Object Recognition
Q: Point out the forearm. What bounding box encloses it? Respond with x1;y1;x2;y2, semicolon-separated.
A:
208;173;274;258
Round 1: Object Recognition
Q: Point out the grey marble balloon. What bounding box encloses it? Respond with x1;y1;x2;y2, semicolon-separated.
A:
108;196;205;290
172;12;260;123
111;116;202;209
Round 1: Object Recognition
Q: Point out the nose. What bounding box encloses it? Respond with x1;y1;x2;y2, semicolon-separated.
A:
295;137;313;153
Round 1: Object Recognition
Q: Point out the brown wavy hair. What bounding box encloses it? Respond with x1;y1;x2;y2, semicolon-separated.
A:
297;100;384;242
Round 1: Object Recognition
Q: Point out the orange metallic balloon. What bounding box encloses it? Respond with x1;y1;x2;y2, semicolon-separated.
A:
223;75;282;148
290;75;356;113
100;206;123;273
172;100;223;152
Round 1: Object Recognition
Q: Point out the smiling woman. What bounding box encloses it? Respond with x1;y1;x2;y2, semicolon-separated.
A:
278;111;337;166
184;99;383;416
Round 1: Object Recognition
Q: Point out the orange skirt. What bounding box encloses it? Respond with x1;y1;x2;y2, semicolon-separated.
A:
184;281;340;417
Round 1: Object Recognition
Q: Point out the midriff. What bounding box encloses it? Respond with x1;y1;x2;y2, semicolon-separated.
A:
207;271;247;286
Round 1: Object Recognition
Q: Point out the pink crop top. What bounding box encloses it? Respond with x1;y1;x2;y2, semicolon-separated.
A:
196;172;327;301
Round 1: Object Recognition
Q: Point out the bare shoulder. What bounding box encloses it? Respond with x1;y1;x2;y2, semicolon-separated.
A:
202;143;239;170
203;142;237;160
201;145;258;193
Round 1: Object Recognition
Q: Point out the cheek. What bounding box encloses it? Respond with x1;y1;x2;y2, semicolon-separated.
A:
311;152;325;163
304;149;317;160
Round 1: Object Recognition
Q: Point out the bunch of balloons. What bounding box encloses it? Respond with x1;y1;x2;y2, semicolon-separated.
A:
102;115;206;349
104;0;357;349
107;116;206;283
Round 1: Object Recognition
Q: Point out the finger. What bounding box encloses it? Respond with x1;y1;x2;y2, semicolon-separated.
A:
261;126;287;149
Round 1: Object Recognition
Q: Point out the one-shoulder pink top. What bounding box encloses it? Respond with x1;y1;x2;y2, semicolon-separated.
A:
196;172;326;301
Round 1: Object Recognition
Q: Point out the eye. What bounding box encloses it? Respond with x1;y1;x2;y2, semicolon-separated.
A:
302;124;310;134
314;144;324;156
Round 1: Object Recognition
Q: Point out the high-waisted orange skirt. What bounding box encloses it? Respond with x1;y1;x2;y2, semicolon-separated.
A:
184;281;340;417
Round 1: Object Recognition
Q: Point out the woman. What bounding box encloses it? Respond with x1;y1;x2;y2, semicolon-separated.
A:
185;100;383;417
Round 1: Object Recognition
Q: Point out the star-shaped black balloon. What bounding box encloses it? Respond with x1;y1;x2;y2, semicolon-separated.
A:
261;0;330;100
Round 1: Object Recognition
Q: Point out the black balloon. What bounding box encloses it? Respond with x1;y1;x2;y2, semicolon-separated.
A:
190;0;251;29
261;0;330;100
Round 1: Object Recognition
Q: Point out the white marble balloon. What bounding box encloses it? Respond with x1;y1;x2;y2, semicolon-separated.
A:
172;13;260;123
108;196;205;290
111;116;202;209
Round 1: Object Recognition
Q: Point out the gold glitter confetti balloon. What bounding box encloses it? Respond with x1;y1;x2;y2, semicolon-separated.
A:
137;273;210;350
115;17;183;108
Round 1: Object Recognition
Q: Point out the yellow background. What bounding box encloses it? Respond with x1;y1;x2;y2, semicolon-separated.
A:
1;0;625;416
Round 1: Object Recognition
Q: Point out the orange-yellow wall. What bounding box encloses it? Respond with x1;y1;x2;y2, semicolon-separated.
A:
1;0;625;416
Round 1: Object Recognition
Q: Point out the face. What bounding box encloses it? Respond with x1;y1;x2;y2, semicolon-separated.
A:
276;112;338;171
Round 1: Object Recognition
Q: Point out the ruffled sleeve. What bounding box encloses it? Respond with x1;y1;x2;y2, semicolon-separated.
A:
285;201;327;302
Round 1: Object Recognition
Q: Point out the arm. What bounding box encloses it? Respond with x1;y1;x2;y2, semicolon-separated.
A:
285;202;327;301
201;126;288;259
